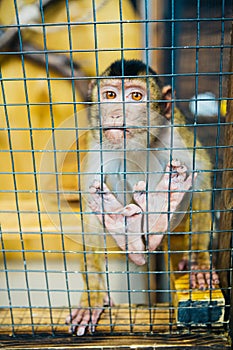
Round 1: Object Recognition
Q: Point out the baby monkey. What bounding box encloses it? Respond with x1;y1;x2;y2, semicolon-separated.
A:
66;59;219;335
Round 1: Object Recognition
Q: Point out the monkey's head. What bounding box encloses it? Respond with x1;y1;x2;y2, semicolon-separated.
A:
88;59;172;149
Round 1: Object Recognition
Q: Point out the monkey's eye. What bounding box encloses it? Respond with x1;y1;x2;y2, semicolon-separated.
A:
105;91;116;99
131;91;143;101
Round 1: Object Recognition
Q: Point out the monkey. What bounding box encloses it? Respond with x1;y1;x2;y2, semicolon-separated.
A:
66;59;219;336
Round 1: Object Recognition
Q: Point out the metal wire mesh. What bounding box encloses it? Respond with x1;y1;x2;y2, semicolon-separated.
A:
0;0;232;342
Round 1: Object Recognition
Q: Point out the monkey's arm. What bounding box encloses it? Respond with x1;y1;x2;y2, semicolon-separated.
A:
65;247;113;336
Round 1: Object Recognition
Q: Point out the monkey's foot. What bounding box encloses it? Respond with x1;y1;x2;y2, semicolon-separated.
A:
133;160;195;251
65;293;113;336
178;258;220;290
89;181;146;265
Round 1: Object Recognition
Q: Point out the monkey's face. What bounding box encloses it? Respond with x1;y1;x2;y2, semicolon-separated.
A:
90;78;162;149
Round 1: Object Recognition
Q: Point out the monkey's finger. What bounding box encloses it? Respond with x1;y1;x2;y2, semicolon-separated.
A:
190;272;197;289
154;164;181;191
174;173;194;191
89;180;101;192
171;159;181;167
178;172;197;188
89;181;112;200
120;203;142;216
200;266;219;288
196;271;206;290
90;187;123;213
166;161;189;185
148;233;164;251
211;271;220;286
89;308;104;334
76;310;93;336
175;164;187;174
211;278;220;287
129;252;146;266
66;308;87;335
164;160;184;175
205;273;219;289
171;167;187;183
66;308;83;326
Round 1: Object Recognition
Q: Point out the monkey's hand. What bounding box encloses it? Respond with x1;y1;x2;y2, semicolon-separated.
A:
178;257;219;290
89;181;146;265
66;292;113;336
133;160;195;251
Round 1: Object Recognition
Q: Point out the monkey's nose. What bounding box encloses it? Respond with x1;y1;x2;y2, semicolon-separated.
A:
111;114;122;119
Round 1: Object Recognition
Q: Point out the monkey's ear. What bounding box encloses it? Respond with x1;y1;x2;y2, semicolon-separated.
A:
87;79;96;102
162;85;174;119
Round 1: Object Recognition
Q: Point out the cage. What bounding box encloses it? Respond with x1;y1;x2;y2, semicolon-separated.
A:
0;0;232;349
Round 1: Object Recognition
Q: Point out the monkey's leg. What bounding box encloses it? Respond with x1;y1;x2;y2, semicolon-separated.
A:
133;160;194;251
65;247;112;336
89;180;146;265
177;193;219;289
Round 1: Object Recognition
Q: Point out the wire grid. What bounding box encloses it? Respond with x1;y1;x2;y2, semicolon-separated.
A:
0;0;232;338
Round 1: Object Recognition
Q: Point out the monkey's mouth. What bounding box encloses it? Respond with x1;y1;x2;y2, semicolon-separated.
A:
103;127;130;133
103;127;130;142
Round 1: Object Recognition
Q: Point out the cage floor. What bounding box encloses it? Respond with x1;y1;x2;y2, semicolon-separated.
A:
0;304;174;335
0;305;230;349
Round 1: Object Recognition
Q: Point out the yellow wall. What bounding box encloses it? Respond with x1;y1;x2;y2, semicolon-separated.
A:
0;0;142;257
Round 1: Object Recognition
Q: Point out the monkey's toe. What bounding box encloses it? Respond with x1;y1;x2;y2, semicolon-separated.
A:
179;261;220;290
